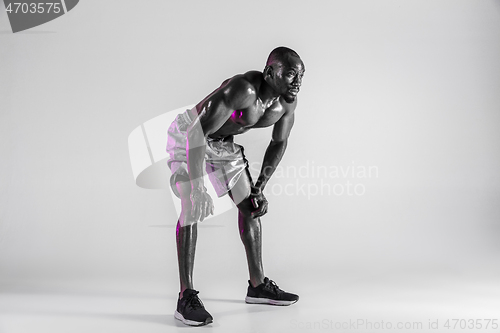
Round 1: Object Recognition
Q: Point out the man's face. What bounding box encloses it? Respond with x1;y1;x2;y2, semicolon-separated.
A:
273;55;305;103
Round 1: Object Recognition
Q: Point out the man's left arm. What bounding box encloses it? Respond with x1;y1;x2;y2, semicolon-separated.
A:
251;102;296;218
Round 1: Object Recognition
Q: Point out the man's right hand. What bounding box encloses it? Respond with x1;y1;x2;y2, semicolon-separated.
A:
190;186;214;222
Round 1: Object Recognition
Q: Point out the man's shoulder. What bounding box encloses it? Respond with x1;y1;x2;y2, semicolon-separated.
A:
242;70;264;85
221;71;263;103
225;71;262;92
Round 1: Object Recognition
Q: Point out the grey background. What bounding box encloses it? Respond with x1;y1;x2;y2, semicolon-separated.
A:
1;0;499;331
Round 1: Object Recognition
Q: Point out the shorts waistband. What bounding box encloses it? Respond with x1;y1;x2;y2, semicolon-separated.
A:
207;135;234;143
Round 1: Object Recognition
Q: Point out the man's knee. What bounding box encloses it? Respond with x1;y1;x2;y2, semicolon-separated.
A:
178;214;198;228
237;197;255;218
179;196;200;227
177;216;197;229
176;180;198;227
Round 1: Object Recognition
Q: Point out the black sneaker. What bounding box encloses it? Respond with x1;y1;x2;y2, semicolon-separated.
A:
245;277;299;306
174;289;213;326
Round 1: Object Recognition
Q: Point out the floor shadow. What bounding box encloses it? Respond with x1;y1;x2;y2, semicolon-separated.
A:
149;224;226;228
210;302;282;319
203;298;245;304
5;299;288;328
0;288;174;301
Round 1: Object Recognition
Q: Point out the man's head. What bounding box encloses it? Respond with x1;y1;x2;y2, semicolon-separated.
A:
264;47;305;103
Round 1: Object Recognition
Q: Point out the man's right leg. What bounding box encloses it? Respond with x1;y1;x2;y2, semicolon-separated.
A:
174;176;213;326
176;177;197;297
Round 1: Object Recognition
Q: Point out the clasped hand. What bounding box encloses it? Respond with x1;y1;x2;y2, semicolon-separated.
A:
190;187;214;222
249;185;268;219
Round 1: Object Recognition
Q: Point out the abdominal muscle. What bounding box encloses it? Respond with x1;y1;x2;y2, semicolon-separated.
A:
208;118;252;139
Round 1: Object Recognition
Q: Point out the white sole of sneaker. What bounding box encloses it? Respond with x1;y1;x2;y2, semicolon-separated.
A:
245;296;298;306
174;310;212;326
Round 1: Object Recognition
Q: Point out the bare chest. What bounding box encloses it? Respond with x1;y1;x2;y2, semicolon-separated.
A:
234;98;285;127
209;99;286;138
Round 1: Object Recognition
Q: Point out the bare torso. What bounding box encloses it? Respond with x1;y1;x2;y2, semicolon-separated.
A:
190;71;290;140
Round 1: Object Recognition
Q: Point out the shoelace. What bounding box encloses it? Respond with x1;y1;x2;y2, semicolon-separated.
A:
184;291;204;310
264;279;283;295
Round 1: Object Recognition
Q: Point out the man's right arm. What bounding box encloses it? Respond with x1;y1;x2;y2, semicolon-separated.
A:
185;76;256;220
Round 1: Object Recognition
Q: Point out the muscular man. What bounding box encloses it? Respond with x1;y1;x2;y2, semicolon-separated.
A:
166;47;305;326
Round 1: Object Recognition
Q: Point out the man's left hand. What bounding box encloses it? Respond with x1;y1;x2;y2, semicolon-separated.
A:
250;186;268;219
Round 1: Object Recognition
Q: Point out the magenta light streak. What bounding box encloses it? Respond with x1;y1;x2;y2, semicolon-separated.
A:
230;110;243;121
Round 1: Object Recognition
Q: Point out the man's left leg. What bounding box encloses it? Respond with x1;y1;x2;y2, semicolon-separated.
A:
228;168;299;306
228;168;265;288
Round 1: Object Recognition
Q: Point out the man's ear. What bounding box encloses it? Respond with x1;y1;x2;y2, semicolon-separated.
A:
263;65;273;79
